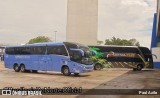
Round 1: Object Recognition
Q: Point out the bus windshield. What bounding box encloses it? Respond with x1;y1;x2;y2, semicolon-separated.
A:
64;42;93;65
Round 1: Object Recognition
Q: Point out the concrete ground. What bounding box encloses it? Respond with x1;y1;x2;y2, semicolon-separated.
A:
0;61;160;98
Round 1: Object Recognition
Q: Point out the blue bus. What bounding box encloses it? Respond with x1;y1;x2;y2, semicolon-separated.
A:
4;42;93;76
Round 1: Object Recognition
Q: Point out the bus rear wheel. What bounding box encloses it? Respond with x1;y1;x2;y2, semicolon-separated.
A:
13;64;20;72
20;65;26;72
62;66;71;76
94;63;102;70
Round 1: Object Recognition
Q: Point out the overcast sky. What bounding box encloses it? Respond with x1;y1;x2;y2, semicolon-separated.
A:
0;0;157;48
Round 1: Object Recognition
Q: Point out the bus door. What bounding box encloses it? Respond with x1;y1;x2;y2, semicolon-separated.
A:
39;55;52;71
36;46;52;71
48;55;63;71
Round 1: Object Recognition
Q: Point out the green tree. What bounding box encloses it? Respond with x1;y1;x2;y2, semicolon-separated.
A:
129;38;140;46
28;36;52;44
105;36;140;46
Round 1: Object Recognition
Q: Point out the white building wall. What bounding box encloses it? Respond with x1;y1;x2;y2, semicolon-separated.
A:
152;47;160;62
66;0;98;45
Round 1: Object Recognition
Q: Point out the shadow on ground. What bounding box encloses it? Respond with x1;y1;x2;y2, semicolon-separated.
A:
77;69;160;98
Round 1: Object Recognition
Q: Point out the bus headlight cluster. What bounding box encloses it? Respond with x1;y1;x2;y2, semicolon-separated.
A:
81;58;93;65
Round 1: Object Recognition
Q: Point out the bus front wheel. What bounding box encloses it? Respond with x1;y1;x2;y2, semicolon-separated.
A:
62;66;71;76
13;64;20;72
20;65;26;72
94;63;102;70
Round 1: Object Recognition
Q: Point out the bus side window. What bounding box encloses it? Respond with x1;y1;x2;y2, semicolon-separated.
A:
35;46;46;54
30;47;36;54
56;46;68;56
29;46;46;55
47;46;68;56
47;46;56;54
13;47;21;55
20;47;31;54
6;48;15;55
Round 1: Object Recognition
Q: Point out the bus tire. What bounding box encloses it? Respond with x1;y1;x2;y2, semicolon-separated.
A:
13;64;20;72
94;63;102;70
20;64;26;72
74;73;79;76
62;66;71;76
32;70;38;73
137;64;143;71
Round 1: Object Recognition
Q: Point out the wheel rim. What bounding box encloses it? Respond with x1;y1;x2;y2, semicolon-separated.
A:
15;66;19;71
96;65;101;70
21;66;25;72
137;65;141;70
64;68;69;74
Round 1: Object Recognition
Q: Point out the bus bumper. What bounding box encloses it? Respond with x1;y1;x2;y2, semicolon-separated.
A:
82;66;94;72
72;64;94;73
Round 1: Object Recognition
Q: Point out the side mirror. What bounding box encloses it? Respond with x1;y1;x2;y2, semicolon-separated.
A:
152;54;157;59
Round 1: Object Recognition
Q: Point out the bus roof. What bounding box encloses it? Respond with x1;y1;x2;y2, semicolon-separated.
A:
5;42;88;48
89;45;139;48
0;46;6;49
29;42;64;46
89;45;150;50
5;42;64;48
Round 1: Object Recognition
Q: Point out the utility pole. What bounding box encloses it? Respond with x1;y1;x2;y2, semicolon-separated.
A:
54;31;57;42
